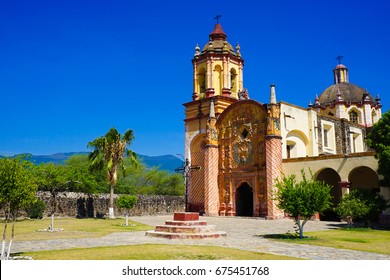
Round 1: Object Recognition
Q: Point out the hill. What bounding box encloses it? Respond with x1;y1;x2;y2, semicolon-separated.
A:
1;152;184;173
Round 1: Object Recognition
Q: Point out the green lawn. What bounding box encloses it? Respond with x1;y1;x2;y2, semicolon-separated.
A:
263;228;390;255
1;217;153;241
4;218;390;260
3;218;299;260
15;244;299;260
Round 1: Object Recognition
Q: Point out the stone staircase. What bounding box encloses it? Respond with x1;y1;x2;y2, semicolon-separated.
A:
146;212;226;239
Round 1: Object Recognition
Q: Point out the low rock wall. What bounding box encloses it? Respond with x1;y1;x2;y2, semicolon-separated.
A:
34;191;185;218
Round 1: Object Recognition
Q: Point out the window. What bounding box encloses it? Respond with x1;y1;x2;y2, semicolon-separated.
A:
372;111;377;124
286;145;293;159
352;135;356;153
323;128;329;147
321;122;335;154
349;111;359;124
349;130;363;153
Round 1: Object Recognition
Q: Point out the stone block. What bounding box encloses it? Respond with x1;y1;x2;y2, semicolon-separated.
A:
173;212;199;221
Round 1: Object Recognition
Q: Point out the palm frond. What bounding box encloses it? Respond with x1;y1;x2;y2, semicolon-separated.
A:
123;129;135;144
126;149;139;168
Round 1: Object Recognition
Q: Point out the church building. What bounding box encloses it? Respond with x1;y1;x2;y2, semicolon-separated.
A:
183;23;388;220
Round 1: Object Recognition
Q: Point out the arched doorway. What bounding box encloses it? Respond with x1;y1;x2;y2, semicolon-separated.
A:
349;166;379;192
236;183;253;216
316;168;341;221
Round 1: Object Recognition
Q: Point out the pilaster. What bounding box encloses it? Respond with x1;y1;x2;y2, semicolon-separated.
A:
204;145;219;216
265;135;284;219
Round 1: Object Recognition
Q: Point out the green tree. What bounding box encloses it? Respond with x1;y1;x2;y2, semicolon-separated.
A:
65;154;107;194
0;158;37;260
35;163;76;230
335;194;369;227
116;195;138;226
367;110;390;185
116;163;184;196
88;127;139;219
274;170;332;238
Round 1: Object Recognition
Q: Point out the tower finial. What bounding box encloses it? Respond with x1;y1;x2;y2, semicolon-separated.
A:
336;55;343;64
214;15;222;24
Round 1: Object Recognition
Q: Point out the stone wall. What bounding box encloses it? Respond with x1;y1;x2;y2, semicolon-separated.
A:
317;115;369;155
34;191;185;218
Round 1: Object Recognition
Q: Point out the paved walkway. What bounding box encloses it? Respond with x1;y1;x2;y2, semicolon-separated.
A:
11;215;390;260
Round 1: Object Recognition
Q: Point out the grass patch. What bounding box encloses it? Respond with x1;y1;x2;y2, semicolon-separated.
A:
16;244;300;260
263;228;390;255
0;218;153;241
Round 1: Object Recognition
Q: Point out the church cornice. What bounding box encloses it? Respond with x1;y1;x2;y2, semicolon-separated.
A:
192;53;244;64
282;151;375;163
183;95;238;108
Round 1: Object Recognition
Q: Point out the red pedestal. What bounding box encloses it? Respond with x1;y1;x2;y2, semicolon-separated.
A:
173;212;199;221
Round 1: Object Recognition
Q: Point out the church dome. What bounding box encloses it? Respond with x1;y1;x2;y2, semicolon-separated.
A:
319;82;374;104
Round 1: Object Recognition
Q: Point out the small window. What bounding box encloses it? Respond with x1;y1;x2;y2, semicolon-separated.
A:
349;111;359;124
241;129;248;139
372;111;377;124
286;145;293;159
352;136;356;153
323;128;329;147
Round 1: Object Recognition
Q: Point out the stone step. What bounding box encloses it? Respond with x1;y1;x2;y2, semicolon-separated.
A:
165;220;208;226
145;230;227;239
155;225;216;233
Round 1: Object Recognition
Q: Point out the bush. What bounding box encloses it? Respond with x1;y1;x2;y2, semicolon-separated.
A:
26;199;46;219
335;194;369;227
349;189;389;225
116;195;138;226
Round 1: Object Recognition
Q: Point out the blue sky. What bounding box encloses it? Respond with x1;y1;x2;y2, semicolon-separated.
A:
1;0;389;156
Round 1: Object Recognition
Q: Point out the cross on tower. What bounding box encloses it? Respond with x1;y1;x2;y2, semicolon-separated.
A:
175;158;201;212
214;15;222;23
336;55;344;64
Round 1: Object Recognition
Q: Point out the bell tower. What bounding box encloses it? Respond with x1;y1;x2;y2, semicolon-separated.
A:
184;22;244;215
192;23;244;100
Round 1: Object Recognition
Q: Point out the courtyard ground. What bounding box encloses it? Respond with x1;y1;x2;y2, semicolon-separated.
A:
9;215;390;260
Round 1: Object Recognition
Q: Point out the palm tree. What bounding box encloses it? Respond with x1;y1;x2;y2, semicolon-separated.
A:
88;127;138;219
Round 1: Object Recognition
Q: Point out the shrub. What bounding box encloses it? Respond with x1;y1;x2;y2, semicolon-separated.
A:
349;189;389;226
116;195;138;226
26;199;46;219
335;194;369;227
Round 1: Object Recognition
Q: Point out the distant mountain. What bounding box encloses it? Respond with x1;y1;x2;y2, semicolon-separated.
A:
137;154;184;173
1;152;184;173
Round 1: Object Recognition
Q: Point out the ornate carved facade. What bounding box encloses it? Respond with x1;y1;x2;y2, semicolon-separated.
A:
217;101;268;216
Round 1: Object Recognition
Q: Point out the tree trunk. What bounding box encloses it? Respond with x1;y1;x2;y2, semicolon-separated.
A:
1;220;8;260
51;191;56;230
1;209;10;260
6;215;16;260
295;218;304;238
126;211;129;226
108;183;115;219
51;214;55;230
108;169;117;219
